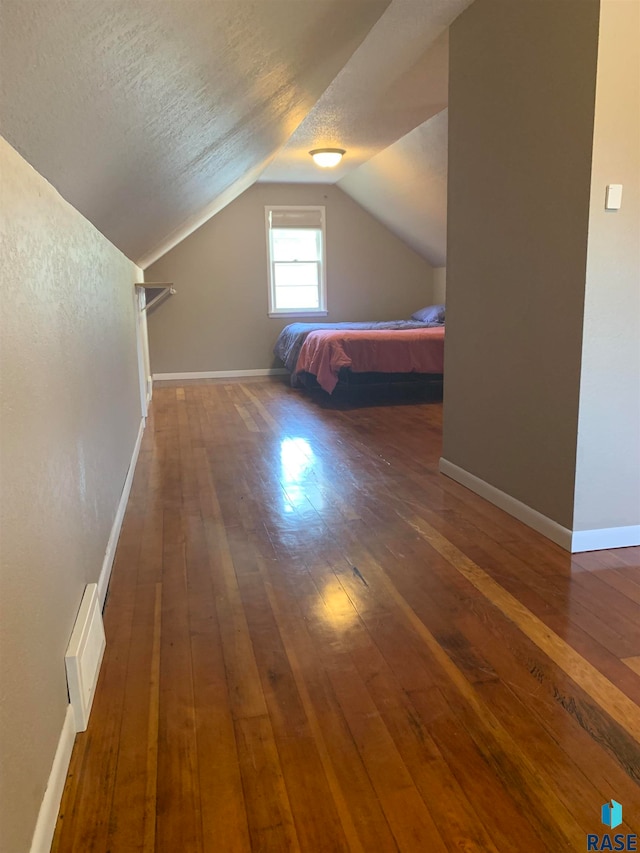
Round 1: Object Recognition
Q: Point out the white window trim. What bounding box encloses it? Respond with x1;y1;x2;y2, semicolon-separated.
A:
265;205;328;318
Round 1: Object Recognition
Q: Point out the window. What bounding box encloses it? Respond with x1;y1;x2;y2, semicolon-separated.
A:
266;205;327;316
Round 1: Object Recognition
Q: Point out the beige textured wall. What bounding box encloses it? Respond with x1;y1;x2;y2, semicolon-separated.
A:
573;0;640;531
442;0;599;529
0;137;142;852
146;183;434;374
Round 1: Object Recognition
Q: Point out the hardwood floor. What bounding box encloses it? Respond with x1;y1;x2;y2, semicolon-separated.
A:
52;378;640;852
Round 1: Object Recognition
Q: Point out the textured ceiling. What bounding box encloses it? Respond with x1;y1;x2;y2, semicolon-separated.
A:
0;0;388;266
258;1;471;184
1;0;474;269
339;109;449;266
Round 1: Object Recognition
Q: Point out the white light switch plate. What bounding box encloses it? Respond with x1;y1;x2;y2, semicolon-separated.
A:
605;184;623;210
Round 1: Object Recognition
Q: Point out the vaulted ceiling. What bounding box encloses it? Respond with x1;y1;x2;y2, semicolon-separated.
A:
1;0;473;269
340;108;449;267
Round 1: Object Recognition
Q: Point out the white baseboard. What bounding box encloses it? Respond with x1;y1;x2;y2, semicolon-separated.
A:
439;458;640;553
97;417;145;608
29;704;76;853
571;525;640;552
439;457;573;551
152;368;288;381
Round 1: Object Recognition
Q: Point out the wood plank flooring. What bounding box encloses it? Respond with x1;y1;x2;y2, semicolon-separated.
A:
52;378;640;852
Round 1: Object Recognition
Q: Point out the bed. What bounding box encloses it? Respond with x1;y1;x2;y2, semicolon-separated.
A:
274;305;445;394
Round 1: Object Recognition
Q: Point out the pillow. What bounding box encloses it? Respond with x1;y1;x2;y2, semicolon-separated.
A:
411;304;445;324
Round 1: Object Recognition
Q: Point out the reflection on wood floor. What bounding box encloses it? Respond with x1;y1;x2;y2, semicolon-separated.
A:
53;378;640;852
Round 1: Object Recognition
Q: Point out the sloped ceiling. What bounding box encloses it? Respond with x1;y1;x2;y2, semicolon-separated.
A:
0;0;388;266
339;109;449;266
1;0;472;269
259;9;453;183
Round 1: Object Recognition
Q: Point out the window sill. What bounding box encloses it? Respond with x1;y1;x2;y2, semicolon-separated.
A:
269;310;328;319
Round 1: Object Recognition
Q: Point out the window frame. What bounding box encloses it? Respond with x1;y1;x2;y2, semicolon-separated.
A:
265;205;328;318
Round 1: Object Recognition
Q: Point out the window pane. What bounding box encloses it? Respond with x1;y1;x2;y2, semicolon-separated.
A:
272;229;320;262
275;286;320;310
266;206;326;315
273;262;318;288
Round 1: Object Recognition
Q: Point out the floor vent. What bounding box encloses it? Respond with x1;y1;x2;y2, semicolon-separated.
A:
65;583;106;732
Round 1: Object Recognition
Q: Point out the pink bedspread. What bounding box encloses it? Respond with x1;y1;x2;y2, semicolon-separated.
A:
295;327;445;393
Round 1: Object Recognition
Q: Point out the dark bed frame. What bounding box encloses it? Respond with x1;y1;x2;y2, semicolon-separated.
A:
295;369;444;401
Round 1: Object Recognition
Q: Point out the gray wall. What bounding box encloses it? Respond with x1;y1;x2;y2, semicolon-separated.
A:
443;0;600;529
573;0;640;532
0;137;142;852
146;183;434;374
432;267;446;304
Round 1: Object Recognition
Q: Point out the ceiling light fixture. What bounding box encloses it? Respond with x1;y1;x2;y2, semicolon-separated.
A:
309;148;345;168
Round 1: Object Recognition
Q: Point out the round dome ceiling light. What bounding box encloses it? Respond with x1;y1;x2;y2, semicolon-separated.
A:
309;148;345;168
